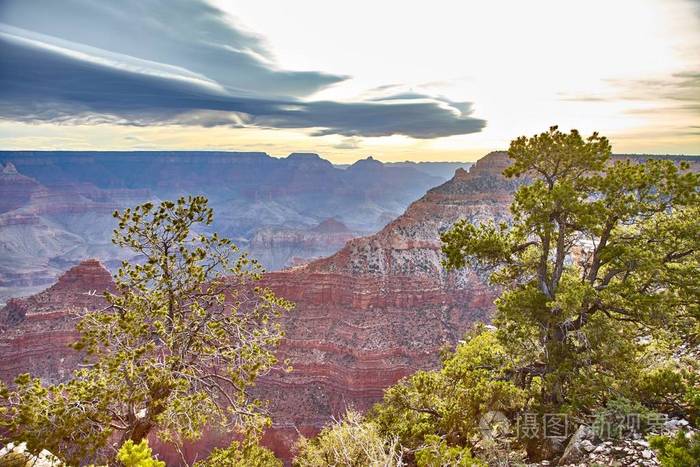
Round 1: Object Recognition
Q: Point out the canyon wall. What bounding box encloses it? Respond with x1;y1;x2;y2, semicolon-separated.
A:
255;151;518;459
2;152;694;463
0;151;516;462
0;151;468;304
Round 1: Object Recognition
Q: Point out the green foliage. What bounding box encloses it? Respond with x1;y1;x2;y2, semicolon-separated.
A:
194;435;281;467
117;440;165;467
0;373;111;465
441;127;699;421
649;431;700;467
0;196;294;464
634;358;700;425
369;327;525;463
590;397;656;439
414;435;483;467
294;410;403;467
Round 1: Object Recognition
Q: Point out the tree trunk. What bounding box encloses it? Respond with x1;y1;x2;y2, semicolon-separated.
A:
118;418;154;447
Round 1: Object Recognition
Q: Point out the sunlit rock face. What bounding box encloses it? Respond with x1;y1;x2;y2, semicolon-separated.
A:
256;151;520;460
0;152;518;463
0;152;462;304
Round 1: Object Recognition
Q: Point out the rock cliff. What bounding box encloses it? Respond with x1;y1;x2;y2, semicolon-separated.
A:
0;153;462;303
0;152;517;462
0;259;113;384
248;219;357;270
255;151;519;459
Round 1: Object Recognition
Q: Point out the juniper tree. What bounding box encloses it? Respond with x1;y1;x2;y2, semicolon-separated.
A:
1;196;293;464
441;127;699;413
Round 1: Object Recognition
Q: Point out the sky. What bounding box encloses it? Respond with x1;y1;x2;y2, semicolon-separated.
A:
0;0;699;163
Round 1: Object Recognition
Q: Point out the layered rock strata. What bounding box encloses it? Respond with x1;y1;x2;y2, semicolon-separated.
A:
0;152;519;462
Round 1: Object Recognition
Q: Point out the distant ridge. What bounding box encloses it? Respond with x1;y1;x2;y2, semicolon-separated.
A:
0;150;455;303
1;150;697;463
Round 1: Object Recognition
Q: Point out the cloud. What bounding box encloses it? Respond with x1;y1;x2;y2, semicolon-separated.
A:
559;71;700;121
333;137;361;150
123;135;145;143
0;25;486;139
255;99;484;139
0;0;344;98
608;72;700;103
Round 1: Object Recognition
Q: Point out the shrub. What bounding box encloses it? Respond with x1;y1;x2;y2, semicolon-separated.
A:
117;439;164;467
294;410;402;467
369;328;525;462
195;436;281;467
649;430;700;467
415;435;483;467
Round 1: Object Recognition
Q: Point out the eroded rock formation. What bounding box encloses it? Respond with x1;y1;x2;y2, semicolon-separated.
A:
0;153;465;302
255;151;518;459
0;259;113;384
248;218;357;270
0;152;516;463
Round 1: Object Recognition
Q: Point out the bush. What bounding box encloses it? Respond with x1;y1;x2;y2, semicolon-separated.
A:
414;435;483;467
590;397;657;439
117;440;165;467
369;328;525;461
634;361;700;425
195;436;281;467
293;410;402;467
649;430;700;467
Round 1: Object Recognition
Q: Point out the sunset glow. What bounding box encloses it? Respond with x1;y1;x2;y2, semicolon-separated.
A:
1;0;699;161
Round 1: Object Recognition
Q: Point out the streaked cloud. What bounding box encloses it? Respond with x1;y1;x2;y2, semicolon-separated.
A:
0;0;485;139
0;0;342;98
333;137;361;150
560;71;700;123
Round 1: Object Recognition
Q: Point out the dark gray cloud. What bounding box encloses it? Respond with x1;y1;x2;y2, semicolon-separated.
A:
0;0;343;97
0;33;485;138
0;0;485;138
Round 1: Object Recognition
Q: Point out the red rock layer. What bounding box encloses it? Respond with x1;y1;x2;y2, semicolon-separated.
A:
254;151;520;460
0;152;517;463
0;259;113;384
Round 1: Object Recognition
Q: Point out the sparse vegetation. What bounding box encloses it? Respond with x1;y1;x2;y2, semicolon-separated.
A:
0;197;293;464
1;128;697;466
298;127;699;464
293;410;403;467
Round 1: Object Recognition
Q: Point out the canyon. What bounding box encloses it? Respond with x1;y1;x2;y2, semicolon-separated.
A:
1;151;696;463
0;151;513;462
0;151;469;305
254;151;519;460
